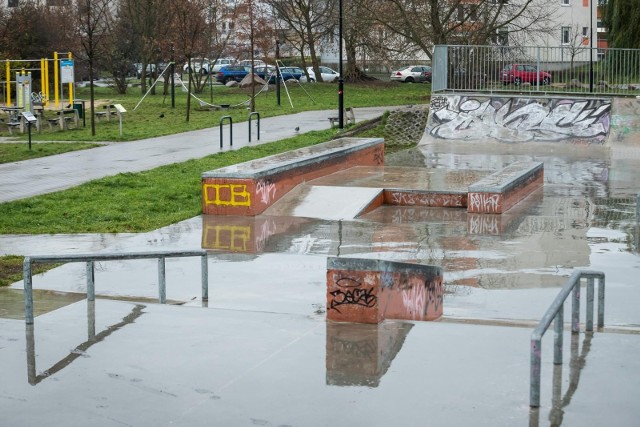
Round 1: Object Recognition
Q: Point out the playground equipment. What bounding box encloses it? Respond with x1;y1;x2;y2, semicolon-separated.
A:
2;51;74;111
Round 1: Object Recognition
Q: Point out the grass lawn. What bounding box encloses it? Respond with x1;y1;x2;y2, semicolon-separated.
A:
0;142;101;165
1;79;430;145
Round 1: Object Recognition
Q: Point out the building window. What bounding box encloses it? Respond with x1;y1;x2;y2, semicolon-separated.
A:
582;27;589;36
8;0;18;7
561;27;571;45
561;0;570;5
493;29;509;45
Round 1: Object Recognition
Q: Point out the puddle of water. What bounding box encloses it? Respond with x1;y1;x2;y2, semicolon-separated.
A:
0;288;85;320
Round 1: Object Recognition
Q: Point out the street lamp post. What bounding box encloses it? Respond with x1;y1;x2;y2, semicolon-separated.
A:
338;0;344;129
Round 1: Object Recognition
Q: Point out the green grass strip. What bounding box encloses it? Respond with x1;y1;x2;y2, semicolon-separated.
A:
0;129;337;234
0;143;101;164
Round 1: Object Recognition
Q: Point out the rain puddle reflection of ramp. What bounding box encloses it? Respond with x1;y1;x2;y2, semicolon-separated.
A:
0;288;85;320
263;184;383;220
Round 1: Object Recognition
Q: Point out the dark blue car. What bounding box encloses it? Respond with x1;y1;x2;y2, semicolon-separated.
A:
216;65;251;84
254;66;305;84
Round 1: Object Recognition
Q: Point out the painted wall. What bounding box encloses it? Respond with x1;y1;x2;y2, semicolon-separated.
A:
424;94;611;144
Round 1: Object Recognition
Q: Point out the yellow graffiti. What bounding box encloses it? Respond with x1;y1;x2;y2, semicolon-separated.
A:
203;225;251;252
204;183;251;207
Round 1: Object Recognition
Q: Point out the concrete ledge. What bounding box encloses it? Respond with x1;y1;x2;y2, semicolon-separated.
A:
467;161;543;214
327;257;443;324
202;138;384;216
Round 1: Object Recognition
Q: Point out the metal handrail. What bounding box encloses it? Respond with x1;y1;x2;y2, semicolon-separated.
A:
219;115;233;149
23;250;209;325
530;269;605;407
248;111;260;142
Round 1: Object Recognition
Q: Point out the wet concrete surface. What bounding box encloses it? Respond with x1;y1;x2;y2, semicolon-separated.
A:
2;122;640;425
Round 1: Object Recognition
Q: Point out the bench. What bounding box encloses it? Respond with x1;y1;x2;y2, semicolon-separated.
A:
54;108;79;130
467;161;544;214
7;121;22;134
329;107;356;127
326;257;444;323
202;137;385;216
95;111;108;121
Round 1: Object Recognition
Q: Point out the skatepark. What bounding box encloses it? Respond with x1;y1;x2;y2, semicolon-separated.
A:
1;95;639;426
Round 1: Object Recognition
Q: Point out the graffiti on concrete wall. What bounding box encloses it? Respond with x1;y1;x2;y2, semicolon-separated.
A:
428;95;611;143
256;180;277;205
328;277;377;314
399;274;444;320
203;183;251;207
387;191;465;207
469;193;501;213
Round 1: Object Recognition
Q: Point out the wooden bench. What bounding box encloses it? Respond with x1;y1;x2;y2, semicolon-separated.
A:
202;137;385;216
329;107;356;127
95;111;108;121
326;257;444;323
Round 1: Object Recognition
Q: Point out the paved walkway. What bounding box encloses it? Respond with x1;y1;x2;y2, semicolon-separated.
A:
0;107;391;203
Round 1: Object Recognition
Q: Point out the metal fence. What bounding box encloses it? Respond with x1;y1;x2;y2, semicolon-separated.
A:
432;44;640;96
529;269;605;408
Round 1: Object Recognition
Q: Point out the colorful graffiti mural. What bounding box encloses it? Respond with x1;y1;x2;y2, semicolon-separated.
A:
427;95;612;143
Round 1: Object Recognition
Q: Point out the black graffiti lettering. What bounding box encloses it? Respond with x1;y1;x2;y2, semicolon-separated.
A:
329;286;377;313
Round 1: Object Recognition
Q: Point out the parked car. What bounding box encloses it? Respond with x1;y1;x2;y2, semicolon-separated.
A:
305;66;340;83
216;65;251;84
183;58;210;74
254;65;276;81
500;63;552;85
210;58;234;73
389;65;431;83
237;59;267;69
136;63;157;78
278;67;305;82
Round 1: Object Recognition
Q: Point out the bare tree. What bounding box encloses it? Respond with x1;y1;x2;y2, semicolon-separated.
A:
121;0;172;93
76;0;114;136
371;0;559;60
171;0;210;121
267;0;335;81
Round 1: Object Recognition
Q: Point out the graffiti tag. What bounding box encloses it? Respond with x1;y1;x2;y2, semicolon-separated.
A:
256;180;277;205
329;277;377;313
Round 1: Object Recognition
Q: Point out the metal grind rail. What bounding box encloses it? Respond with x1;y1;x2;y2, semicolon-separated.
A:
530;270;605;407
23;250;209;325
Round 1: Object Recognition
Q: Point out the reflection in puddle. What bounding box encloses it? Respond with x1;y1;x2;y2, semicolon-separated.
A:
26;301;145;385
0;288;85;320
326;321;413;387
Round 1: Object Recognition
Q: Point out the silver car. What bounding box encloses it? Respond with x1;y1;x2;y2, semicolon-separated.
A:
390;65;432;83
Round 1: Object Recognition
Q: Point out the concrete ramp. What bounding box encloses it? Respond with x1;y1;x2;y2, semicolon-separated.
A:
421;94;612;145
263;184;383;220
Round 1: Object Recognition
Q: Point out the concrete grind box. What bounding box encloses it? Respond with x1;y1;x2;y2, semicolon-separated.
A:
326;257;443;324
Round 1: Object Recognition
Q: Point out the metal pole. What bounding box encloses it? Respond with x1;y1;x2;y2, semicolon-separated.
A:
23;257;34;325
597;276;605;328
586;277;595;331
276;40;281;106
338;0;344;129
158;257;166;304
589;0;594;92
553;305;564;364
171;43;175;109
571;279;580;333
530;337;542;407
86;261;95;301
201;254;208;302
27;121;32;150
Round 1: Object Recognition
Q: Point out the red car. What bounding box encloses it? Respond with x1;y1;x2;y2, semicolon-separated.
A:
500;63;552;85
